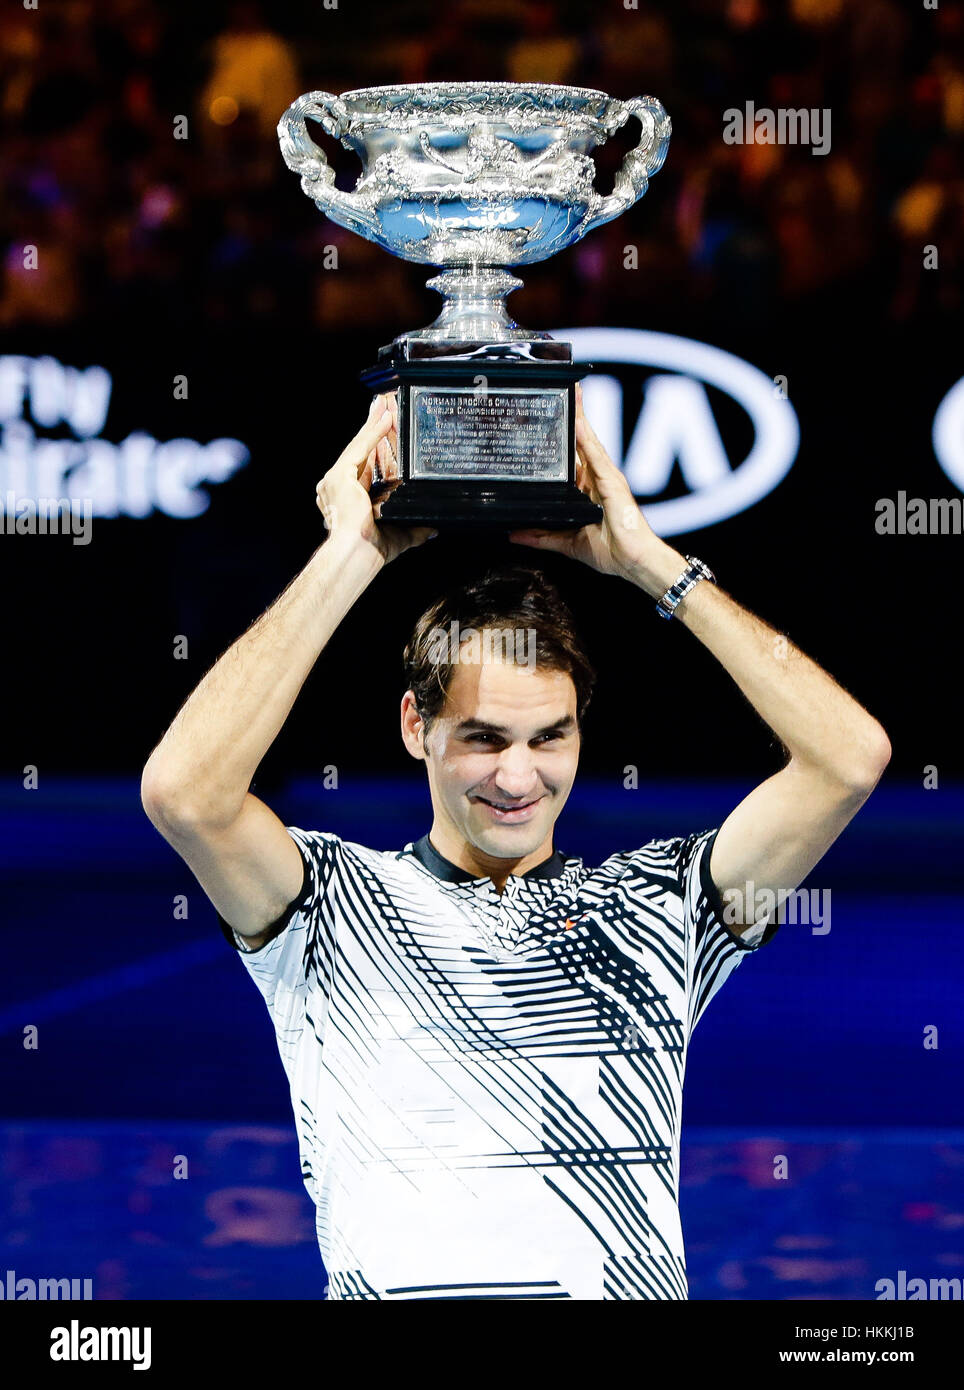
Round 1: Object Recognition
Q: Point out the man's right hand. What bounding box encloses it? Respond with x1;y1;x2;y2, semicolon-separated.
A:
316;393;438;565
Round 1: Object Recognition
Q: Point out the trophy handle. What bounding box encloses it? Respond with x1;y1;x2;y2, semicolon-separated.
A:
277;91;380;240
584;95;672;233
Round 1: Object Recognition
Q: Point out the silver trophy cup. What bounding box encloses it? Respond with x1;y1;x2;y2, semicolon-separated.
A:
278;82;671;528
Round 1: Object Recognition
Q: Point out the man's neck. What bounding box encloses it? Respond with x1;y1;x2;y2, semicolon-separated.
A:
427;824;556;892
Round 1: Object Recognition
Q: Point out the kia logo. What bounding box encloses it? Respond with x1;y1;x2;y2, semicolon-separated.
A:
933;375;964;492
556;328;800;535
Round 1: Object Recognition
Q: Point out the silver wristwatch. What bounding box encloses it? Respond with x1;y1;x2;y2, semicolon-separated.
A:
655;555;716;619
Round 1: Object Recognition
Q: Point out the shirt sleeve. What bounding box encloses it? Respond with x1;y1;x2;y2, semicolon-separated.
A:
215;827;344;1045
679;826;778;1033
216;828;313;955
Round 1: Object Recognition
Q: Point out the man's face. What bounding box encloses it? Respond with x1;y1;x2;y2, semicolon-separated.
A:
402;650;581;863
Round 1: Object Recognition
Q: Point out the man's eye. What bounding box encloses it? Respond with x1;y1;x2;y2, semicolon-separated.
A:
468;732;561;745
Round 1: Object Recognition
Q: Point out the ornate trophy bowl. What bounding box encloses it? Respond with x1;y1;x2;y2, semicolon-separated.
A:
278;83;671;526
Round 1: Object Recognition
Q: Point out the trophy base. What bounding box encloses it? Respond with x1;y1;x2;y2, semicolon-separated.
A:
372;479;602;530
360;338;602;532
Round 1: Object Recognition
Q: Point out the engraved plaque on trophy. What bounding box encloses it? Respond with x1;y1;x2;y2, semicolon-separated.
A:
278;82;671;528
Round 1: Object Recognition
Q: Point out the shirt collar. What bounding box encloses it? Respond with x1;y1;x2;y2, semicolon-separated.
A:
406;833;568;884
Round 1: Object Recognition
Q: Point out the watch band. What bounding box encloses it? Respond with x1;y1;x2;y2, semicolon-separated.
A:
655;555;716;620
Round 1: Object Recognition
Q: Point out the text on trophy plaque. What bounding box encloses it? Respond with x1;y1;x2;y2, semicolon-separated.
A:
410;387;569;482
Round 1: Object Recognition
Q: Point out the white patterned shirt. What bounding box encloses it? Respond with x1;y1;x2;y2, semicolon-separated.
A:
219;824;774;1300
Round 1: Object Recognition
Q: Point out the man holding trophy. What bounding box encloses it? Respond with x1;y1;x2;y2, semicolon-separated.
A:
141;83;890;1300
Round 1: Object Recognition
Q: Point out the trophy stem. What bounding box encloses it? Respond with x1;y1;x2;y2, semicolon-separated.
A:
418;267;549;343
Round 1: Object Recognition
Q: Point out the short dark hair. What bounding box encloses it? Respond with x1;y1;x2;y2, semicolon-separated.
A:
402;565;596;736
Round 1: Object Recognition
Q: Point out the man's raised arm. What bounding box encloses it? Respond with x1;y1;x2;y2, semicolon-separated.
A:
141;395;435;944
626;545;891;929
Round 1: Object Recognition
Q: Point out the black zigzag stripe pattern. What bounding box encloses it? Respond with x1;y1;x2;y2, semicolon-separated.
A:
229;824;770;1299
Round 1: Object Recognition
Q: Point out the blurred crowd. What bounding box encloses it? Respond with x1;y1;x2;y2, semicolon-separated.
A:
0;0;960;341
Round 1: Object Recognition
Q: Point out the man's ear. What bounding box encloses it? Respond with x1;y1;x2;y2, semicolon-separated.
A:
400;690;428;761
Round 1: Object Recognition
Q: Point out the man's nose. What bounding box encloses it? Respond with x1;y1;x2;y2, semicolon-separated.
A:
491;744;543;797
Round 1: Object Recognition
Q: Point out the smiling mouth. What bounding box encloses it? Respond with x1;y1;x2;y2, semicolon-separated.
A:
472;795;544;821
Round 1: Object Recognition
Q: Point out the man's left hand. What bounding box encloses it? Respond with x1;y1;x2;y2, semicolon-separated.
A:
508;385;662;582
